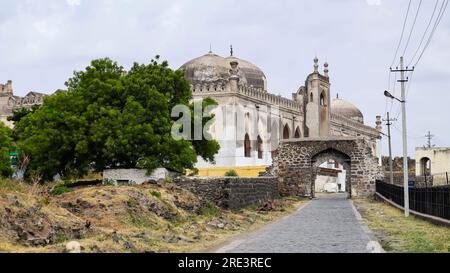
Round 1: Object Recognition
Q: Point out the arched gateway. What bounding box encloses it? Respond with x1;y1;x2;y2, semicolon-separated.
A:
275;137;381;198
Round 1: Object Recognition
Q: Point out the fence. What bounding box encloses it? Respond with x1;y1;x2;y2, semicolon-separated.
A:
376;180;450;220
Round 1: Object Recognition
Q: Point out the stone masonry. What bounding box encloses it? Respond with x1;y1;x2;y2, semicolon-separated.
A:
174;176;279;210
276;137;381;198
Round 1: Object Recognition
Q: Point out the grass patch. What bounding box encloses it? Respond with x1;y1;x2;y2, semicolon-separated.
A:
150;190;162;199
0;179;28;193
50;186;73;196
354;198;450;253
200;201;222;217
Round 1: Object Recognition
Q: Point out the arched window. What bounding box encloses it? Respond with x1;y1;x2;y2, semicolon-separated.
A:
283;124;290;139
257;136;263;159
244;134;251;158
310;93;314;103
294;127;301;138
420;157;431;176
320;92;326;106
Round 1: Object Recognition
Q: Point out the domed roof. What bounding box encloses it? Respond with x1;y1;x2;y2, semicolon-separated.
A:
179;52;267;91
331;98;364;124
225;56;267;90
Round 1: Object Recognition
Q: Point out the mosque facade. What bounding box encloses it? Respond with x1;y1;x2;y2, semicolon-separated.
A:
180;49;383;176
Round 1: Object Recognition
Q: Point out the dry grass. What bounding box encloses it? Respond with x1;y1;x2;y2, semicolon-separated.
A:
0;179;307;253
354;198;450;253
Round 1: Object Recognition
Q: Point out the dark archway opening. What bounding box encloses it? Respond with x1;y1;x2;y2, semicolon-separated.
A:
244;133;251;158
283;124;290;140
420;157;431;176
257;135;263;159
294;127;301;138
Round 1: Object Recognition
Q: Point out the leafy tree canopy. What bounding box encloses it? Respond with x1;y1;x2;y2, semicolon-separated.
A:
0;122;13;178
16;57;220;181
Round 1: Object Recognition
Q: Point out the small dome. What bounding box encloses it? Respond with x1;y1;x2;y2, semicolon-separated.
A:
331;98;364;124
179;52;267;91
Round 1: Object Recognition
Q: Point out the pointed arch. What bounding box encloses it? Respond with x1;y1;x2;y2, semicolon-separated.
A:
294;127;301;138
244;133;251;158
283;124;290;139
310;93;314;103
257;135;263;159
320;92;326;106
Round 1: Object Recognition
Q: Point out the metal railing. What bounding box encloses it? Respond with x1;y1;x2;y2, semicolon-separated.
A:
376;180;450;220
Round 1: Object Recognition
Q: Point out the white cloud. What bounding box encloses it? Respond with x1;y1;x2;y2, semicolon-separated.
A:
366;0;382;6
66;0;81;7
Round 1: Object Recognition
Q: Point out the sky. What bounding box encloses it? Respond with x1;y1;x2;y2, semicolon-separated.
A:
0;0;449;157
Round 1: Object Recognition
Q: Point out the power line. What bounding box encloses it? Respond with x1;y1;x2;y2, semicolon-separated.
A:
402;0;423;58
392;122;426;140
408;0;440;67
391;0;413;67
414;0;449;67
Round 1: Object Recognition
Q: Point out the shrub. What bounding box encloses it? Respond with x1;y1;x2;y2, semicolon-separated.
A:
201;201;222;217
188;168;199;177
102;179;116;186
150;190;161;199
50;186;73;196
224;170;238;177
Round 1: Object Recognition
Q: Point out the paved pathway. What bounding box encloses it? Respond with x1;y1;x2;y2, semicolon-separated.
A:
217;193;375;253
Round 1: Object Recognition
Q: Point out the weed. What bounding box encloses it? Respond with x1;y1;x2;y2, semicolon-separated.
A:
224;170;238;177
200;202;222;217
50;186;73;196
150;190;162;199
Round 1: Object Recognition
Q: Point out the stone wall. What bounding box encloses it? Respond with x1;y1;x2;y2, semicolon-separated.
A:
276;137;381;198
174;177;279;210
103;168;173;184
381;156;416;186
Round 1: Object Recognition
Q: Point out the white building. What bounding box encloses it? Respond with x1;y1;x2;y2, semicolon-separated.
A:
179;50;382;176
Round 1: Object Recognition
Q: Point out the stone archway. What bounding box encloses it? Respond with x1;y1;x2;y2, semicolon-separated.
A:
275;137;380;198
311;148;351;198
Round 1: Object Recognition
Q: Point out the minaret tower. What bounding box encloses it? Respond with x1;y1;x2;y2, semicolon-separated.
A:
304;57;331;137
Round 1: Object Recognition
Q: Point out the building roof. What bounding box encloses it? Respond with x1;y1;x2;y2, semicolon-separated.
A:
331;98;364;124
180;52;267;91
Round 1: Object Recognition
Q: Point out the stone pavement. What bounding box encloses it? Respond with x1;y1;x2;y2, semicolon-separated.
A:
216;193;379;253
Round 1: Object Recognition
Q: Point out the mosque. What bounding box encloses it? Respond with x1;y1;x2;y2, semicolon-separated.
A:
180;47;383;179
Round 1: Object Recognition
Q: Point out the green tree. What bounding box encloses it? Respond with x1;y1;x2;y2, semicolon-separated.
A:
0;122;13;178
8;105;40;124
16;57;220;181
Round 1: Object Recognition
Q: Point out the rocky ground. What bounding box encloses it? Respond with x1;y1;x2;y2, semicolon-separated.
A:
0;179;305;253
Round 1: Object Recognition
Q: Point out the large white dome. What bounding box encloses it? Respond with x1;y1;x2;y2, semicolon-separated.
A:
180;52;267;91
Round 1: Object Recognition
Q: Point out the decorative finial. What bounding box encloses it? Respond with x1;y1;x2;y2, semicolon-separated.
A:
336;93;339;99
230;45;234;57
314;56;319;72
209;44;212;53
324;62;329;77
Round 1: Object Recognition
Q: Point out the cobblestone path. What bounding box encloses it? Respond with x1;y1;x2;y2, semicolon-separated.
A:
217;193;374;253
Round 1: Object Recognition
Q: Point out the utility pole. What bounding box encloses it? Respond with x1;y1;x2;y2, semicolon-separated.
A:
425;131;434;148
390;56;414;217
383;112;396;185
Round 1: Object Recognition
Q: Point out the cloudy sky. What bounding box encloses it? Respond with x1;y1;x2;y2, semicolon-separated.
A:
0;0;448;157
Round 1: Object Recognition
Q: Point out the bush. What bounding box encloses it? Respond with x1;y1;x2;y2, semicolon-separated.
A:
102;179;116;186
150;190;161;199
224;170;238;177
50;186;73;196
200;201;222;217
